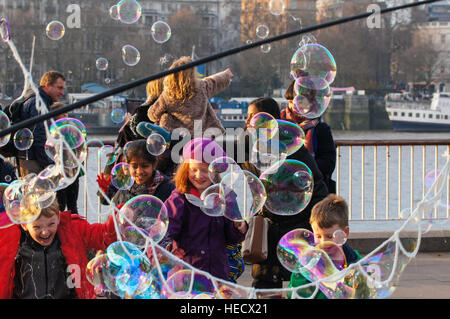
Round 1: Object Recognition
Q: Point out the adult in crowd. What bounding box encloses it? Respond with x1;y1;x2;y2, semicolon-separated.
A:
17;71;66;177
281;80;337;193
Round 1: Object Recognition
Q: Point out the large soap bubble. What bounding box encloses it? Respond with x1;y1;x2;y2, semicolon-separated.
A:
3;180;41;225
269;0;285;16
0;110;11;147
111;162;134;190
151;21;171;44
0;183;14;229
162;270;215;299
117;0;142;24
122;44;141;66
248;112;278;141
290;43;336;88
13;128;33;151
292;79;332;119
220;170;267;221
276;119;305;156
146;133;168;156
208;156;241;185
259;159;313;216
118;195;169;247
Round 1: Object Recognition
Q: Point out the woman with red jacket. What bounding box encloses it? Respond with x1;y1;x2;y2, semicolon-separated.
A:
0;200;117;299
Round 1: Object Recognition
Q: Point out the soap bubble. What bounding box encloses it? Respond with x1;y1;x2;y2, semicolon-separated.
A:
208;156;241;184
256;25;269;39
0;183;14;229
0;18;11;42
105;78;111;84
4;175;11;183
220;170;267;221
276;228;319;273
0;110;11;147
200;184;226;217
109;5;120;20
146;133;167;156
27;175;57;209
46;21;65;40
261;44;271;54
99;145;117;166
292;80;332;119
111;108;126;124
96;58;109;71
250;138;288;172
111;162;134;190
290;43;337;87
151;21;172;44
259;159;313;216
85;138;104;148
248;112;278;141
269;0;285;16
332;229;348;246
117;0;142;24
3;180;41;225
163;270;215;298
86;253;108;291
13;128;33;151
50;117;87;139
122;44;141;66
118;195;169;247
276;119;305;156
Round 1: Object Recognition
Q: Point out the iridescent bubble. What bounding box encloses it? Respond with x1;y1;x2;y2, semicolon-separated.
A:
0;183;14;229
248;112;278;141
51;117;87;139
269;0;285;16
163;270;215;299
96;57;109;71
260;159;313;216
111;108;126;124
290;43;337;86
85;138;104;148
3;180;41;225
46;124;87;169
13;128;33;151
200;184;226;217
111;162;134;190
332;229;348;246
4;175;11;183
86;253;108;291
0;110;11;147
261;44;271;54
99;145;117;166
256;25;269;39
27;175;57;209
118;195;169;247
146;133;167;156
220;170;267;221
151;21;172;44
45;21;65;40
250;138;288;172
109;5;120;20
276;228;318;273
0;18;11;42
208;156;241;184
292;79;332;119
117;0;142;24
105;78;111;84
122;44;141;66
276;119;305;156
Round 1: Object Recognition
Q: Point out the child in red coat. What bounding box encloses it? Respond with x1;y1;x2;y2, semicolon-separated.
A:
0;199;117;299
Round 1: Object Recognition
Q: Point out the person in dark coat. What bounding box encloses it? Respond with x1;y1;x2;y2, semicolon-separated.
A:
281;80;337;193
17;71;66;177
239;97;329;290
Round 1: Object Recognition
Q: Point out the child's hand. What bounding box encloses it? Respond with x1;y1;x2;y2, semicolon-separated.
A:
234;221;248;234
225;68;234;78
96;173;111;194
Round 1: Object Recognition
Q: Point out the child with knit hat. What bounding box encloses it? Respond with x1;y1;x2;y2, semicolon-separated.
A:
162;138;247;281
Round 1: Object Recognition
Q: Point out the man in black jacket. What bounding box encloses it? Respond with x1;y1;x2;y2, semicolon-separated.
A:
17;71;66;177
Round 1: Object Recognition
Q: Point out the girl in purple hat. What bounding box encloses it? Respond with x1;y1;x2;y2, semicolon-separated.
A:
161;138;247;281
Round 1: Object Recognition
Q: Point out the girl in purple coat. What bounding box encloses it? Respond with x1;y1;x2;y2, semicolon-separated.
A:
163;138;247;281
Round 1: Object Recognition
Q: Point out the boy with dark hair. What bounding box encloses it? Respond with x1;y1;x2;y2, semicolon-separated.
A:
0;199;117;299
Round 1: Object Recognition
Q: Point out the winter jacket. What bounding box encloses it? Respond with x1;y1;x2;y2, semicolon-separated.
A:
147;70;230;136
162;189;246;280
18;87;54;167
0;211;117;299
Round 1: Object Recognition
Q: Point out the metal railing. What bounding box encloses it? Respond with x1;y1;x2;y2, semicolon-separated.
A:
80;138;450;223
335;139;450;221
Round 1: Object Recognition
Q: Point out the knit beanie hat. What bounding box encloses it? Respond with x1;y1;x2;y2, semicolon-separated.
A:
182;138;226;164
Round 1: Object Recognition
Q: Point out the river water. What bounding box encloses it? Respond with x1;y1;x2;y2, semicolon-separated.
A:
78;130;450;234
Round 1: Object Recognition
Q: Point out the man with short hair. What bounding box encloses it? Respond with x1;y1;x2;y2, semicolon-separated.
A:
17;71;66;177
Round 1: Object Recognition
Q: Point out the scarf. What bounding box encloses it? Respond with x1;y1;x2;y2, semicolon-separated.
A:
147;170;164;195
281;107;319;156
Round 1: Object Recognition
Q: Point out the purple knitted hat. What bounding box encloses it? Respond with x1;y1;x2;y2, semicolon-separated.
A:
182;138;226;164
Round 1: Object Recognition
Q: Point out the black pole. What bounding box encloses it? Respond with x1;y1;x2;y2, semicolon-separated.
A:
0;0;440;138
